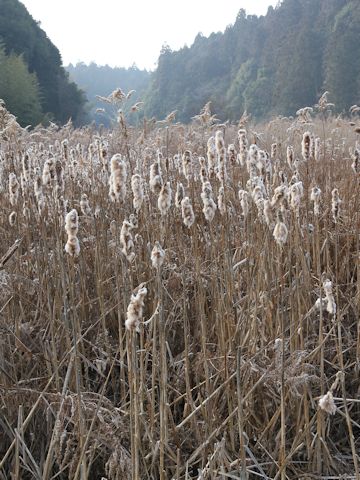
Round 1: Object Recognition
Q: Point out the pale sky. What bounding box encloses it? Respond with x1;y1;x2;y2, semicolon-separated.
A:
20;0;278;70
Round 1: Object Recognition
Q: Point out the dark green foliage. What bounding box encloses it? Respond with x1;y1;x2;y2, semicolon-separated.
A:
0;44;43;126
145;0;359;122
67;63;150;126
0;0;87;125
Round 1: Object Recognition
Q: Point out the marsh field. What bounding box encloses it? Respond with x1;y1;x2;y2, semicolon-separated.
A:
0;94;360;479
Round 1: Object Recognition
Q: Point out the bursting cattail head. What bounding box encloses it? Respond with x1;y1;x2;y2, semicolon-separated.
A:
42;158;55;186
120;219;135;262
80;193;91;215
227;144;236;164
238;189;249;219
149;159;163;194
310;187;321;216
22;152;31;182
109;154;127;202
319;391;336;415
286;146;294;170
158;181;172;215
65;209;79;237
351;148;360;175
207;136;217;176
289;181;304;214
125;285;147;331
65;235;80;257
331;188;341;223
237;129;248;166
9;172;19;206
131;173;144;211
151;241;165;269
182;150;193;182
201;181;217;222
175;182;185;208
181;197;195;228
323;279;336;315
273;218;288;247
301;132;311;161
199;156;208;184
217;184;226;216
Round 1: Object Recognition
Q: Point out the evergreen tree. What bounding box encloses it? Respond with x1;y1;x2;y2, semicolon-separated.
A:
0;44;43;126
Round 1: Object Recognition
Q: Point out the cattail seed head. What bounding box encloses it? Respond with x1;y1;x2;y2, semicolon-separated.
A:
181;197;195;228
65;209;79;237
125;285;147;331
131;173;144;211
319;391;336;415
158;181;172;215
151;241;165;269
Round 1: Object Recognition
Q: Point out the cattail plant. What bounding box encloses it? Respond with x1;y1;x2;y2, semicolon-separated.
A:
131;174;144;211
217;184;226;216
351;148;360;175
65;209;80;257
301;132;311;161
273;212;288;247
310;187;321;216
199;157;208;184
22;152;31;183
318;391;336;415
238;189;250;219
182;150;193;184
286;146;294;170
263;199;274;228
237;129;248;166
158;181;172;215
125;284;147;331
247;144;258;178
215;130;227;182
109;154;127;202
9;172;19;206
314;137;321;161
331;188;341;223
201;181;217;222
151;241;165;269
289;181;304;216
120;219;135;262
80;194;91;216
227;144;237;164
42;158;56;186
150;158;163;194
207;136;217;177
34;173;45;213
271;185;288;209
181;197;195;228
175;182;185;208
323;279;336;315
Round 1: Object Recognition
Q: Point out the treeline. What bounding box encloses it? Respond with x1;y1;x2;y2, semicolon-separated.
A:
0;0;87;126
144;0;360;122
67;63;151;126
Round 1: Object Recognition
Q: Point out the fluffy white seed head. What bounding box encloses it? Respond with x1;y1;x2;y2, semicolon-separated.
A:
151;241;165;269
181;197;195;228
125;285;147;331
65;209;79;237
273;221;288;247
319;391;336;415
158;181;172;215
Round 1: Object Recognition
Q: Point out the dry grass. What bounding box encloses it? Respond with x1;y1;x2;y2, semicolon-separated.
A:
0;99;360;479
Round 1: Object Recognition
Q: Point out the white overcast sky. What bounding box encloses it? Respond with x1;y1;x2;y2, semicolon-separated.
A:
20;0;278;70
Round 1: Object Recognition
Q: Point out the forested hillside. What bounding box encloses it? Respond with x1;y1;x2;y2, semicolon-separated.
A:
0;0;87;126
144;0;360;122
67;63;150;126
